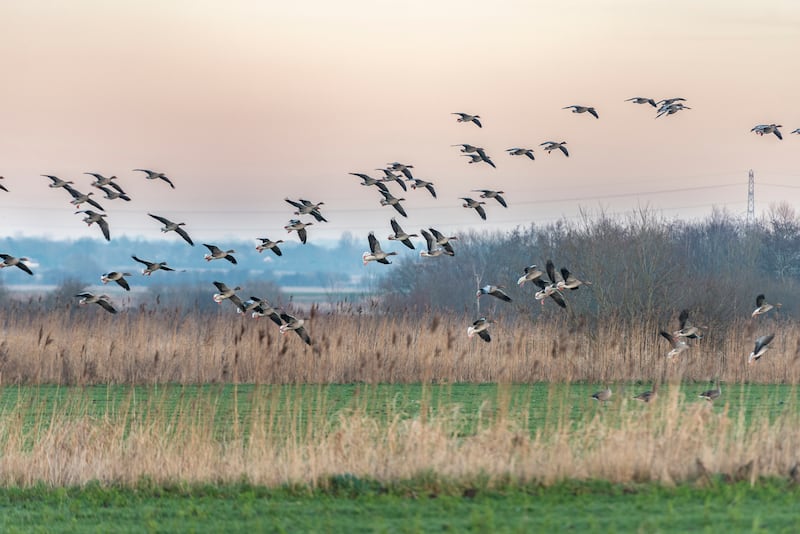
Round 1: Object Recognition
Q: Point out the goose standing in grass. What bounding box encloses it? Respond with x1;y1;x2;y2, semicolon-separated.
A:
563;105;599;119
461;197;487;220
387;218;417;249
96;185;131;201
452;112;482;128
256;238;284;256
673;309;704;340
506;147;535;160
148;213;194;246
472;189;507;207
625;97;657;107
64;185;105;211
379;190;408;217
284;219;313;244
751;124;783;140
540;141;569;157
633;383;658;403
659;330;689;360
350;172;389;193
419;229;445;258
75;210;110;241
407;177;437;198
477;285;512;302
131;255;175;276
376;168;408;191
557;267;591;291
748;334;775;364
0;254;33;275
212;281;243;305
752;294;780;317
363;232;397;265
698;382;721;402
591;387;612;402
388;162;415;180
203;244;237;264
517;264;544;287
429;228;457;256
42;174;74;188
279;312;312;345
467;317;493;342
285;198;328;223
0;177;7;192
243;297;283;325
133;169;175;188
75;292;117;314
101;271;132;291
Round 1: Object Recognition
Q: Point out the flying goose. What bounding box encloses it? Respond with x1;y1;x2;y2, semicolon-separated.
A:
42;174;74;188
659;330;689;360
0;177;7;192
363;232;397;265
133;169;175;188
476;285;512;302
350;172;390;193
452;112;482;128
540;141;569;157
748;333;775;364
203;244;237;264
451;143;480;153
0;254;33;275
75;210;110;241
387;218;417;249
656;103;691;118
467;317;493;342
557;267;591;291
633;383;658;403
96;185;131;201
407;177;437;198
100;271;132;291
461;197;487;220
131;255;175;276
751;123;783;140
419;229;445;258
388;162;415;180
673;309;704;340
148;213;194;246
379;190;408;217
284;219;313;244
563;105;599;119
256;238;284;256
285;198;328;223
75;292;117;314
243;296;283;325
376;168;408;191
517;264;544;287
591;387;612;402
462;151;496;169
505;147;535;160
752;294;780;317
532;278;566;308
84;172;121;189
792;128;800;135
472;189;507;207
212;281;243;306
64;185;105;211
698;382;721;402
625;97;657;107
279;312;312;345
429;228;457;256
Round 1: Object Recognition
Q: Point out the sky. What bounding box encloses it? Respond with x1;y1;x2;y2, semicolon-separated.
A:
1;0;799;245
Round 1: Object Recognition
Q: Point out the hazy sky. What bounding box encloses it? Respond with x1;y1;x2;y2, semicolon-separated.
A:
1;1;799;245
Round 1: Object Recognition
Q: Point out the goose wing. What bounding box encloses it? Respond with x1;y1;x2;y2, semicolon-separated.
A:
477;329;491;342
420;229;435;252
494;194;507;208
16;261;33;275
284;198;303;210
96;216;111;241
588;108;599;119
294;326;312;345
549;291;567;309
160;175;176;189
213;281;231;293
368;232;382;254
174;226;194;246
96;299;117;314
546;260;558;284
559;145;570;157
131;255;151;267
754;334;775;353
297;227;308;244
148;213;173;226
115;277;130;291
475;204;487;220
392;202;407;218
204;244;222;255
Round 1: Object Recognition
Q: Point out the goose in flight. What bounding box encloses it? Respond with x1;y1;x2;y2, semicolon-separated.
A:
472;189;507;207
451;143;480;153
476;285;512;302
0;254;33;275
42;174;74;188
467;317;493;342
557;267;591;291
131;255;175;276
75;292;117;314
96;185;131;201
101;271;132;291
429;228;456;256
633;383;658;403
284;219;313;244
407;177;437;198
212;281;243;305
419;229;445;258
388;162;415;180
244;296;283;325
387;218;417;249
452;112;482;128
379;190;408;217
279;312;312;345
363;232;397;265
148;213;194;246
64;185;105;211
792;128;800;135
375;168;408;192
752;294;780;317
673;309;704;340
532;278;566;308
698;382;721;402
256;237;284;256
748;334;775;364
563;105;599;119
591;387;612;402
656;103;691;118
76;210;110;241
625;97;657;107
350;172;389;193
133;169;175;188
506;147;535;160
659;331;689;360
751;124;783;140
462;150;496;168
461;197;487;220
84;172;121;189
285;198;328;223
203;244;237;264
517;264;544;287
540;141;569;157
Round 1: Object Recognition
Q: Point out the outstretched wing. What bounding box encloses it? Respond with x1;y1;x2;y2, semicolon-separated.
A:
96;217;111;241
559;145;570;157
392;202;407;218
148;213;172;225
477;329;491;342
549;291;567;309
175;227;194;246
475;205;487;220
115;277;130;291
97;299;117;314
368;232;381;254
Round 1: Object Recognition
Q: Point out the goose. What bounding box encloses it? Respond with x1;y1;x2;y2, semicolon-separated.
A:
540;141;569;157
656;103;691;118
452;112;482;128
256;238;284;256
748;333;775;364
462;152;496;169
0;177;7;192
473;189;507;207
429;228;457;256
659;330;689;360
625;97;657;107
419;229;445;258
545;259;564;288
698;382;721;402
467;317;493;342
388;162;415;180
96;185;131;201
387;218;417;249
42;174;74;188
279;312;312;345
133;168;175;188
633;383;658;403
131;255;175;276
505;147;535;160
517;264;544;287
591;387;612;402
75;292;117;314
243;296;283;325
451;143;480;153
407;177;437;198
673;309;704;340
376;168;408;191
350;172;389;193
100;271;132;291
148;213;194;246
363;232;397;265
285;198;328;223
656;97;686;107
212;281;243;306
64;185;105;211
752;294;780;317
84;172;120;189
203;244;237;264
476;285;512;302
284;219;313;244
75;210;110;241
0;254;33;275
557;267;591;291
532;278;566;308
792;128;800;135
379;190;408;217
751;124;783;140
461;197;487;220
563;105;599;119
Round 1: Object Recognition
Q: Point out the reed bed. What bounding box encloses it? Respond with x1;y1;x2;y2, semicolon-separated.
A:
0;303;797;384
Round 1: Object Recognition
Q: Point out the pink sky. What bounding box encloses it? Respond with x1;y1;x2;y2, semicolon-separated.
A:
1;1;799;243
